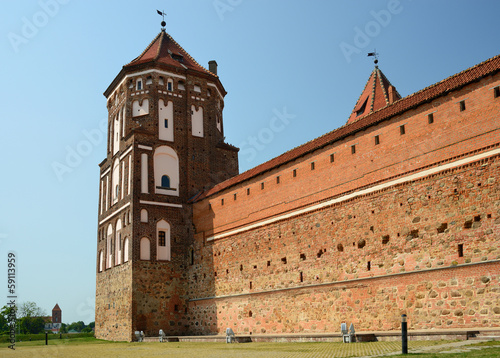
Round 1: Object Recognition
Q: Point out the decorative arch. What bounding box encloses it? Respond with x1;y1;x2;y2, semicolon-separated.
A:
112;159;120;204
98;250;104;272
140;209;148;223
191;105;204;137
154;146;179;196
106;224;113;269
113;112;120;156
115;219;122;266
140;237;151;260
158;99;174;142
132;98;149;117
157;220;171;261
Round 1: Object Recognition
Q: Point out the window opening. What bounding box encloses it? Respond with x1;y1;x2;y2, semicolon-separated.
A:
161;175;170;188
374;135;380;145
400;125;406;135
158;231;166;246
459;100;466;111
458;244;464;257
428;113;434;124
356;97;368;116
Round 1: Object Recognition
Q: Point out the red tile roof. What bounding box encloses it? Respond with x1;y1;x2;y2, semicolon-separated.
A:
196;53;500;201
347;66;401;124
125;30;215;77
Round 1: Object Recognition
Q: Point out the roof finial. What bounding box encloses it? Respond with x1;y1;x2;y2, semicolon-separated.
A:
367;50;379;67
157;10;166;30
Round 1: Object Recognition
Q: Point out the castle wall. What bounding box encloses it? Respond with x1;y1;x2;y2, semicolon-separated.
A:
195;73;500;238
188;153;500;334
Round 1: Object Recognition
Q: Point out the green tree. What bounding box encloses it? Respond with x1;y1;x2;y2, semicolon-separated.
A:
16;301;47;334
19;316;45;334
18;301;45;318
60;323;68;334
89;321;95;329
67;321;85;332
0;310;8;333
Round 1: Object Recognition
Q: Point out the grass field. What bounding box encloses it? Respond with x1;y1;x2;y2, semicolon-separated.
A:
1;337;499;357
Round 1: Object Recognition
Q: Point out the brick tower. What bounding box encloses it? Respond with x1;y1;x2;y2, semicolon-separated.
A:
95;27;239;341
52;303;61;325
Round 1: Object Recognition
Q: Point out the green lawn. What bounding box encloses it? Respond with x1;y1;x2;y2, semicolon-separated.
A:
1;337;499;357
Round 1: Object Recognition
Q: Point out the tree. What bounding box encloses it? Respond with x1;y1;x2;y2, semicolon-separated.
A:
67;321;85;332
0;306;9;333
60;323;68;334
18;302;45;318
16;301;47;334
88;321;95;329
19;316;45;334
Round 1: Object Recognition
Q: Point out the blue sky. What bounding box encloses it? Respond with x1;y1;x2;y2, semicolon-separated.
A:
1;0;499;324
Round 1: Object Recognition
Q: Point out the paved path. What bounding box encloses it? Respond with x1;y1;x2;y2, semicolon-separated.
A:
358;339;500;357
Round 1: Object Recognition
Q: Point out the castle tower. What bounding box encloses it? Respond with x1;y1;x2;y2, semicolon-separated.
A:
95;28;239;341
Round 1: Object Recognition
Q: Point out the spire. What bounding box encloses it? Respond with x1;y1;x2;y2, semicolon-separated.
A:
346;66;401;125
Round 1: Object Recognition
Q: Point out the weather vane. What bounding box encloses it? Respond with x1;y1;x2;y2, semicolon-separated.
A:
367;50;379;65
157;10;166;30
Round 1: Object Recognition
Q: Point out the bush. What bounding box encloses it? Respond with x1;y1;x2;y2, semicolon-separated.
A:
0;332;94;343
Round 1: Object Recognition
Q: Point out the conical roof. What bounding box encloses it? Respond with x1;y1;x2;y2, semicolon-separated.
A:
104;30;224;97
346;66;401;124
124;29;214;76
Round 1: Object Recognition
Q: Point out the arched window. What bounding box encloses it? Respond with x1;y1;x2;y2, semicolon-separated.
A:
154;146;179;196
157;220;171;261
140;237;151;260
161;175;170;188
167;78;173;91
123;238;129;263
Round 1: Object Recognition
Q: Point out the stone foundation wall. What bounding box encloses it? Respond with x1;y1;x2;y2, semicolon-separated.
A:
95;263;132;341
188;261;500;335
187;154;500;334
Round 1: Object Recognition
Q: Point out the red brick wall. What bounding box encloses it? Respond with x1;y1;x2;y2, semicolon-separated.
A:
187;153;500;334
194;73;500;237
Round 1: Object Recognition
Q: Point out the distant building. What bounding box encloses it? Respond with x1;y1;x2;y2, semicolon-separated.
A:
44;304;62;333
